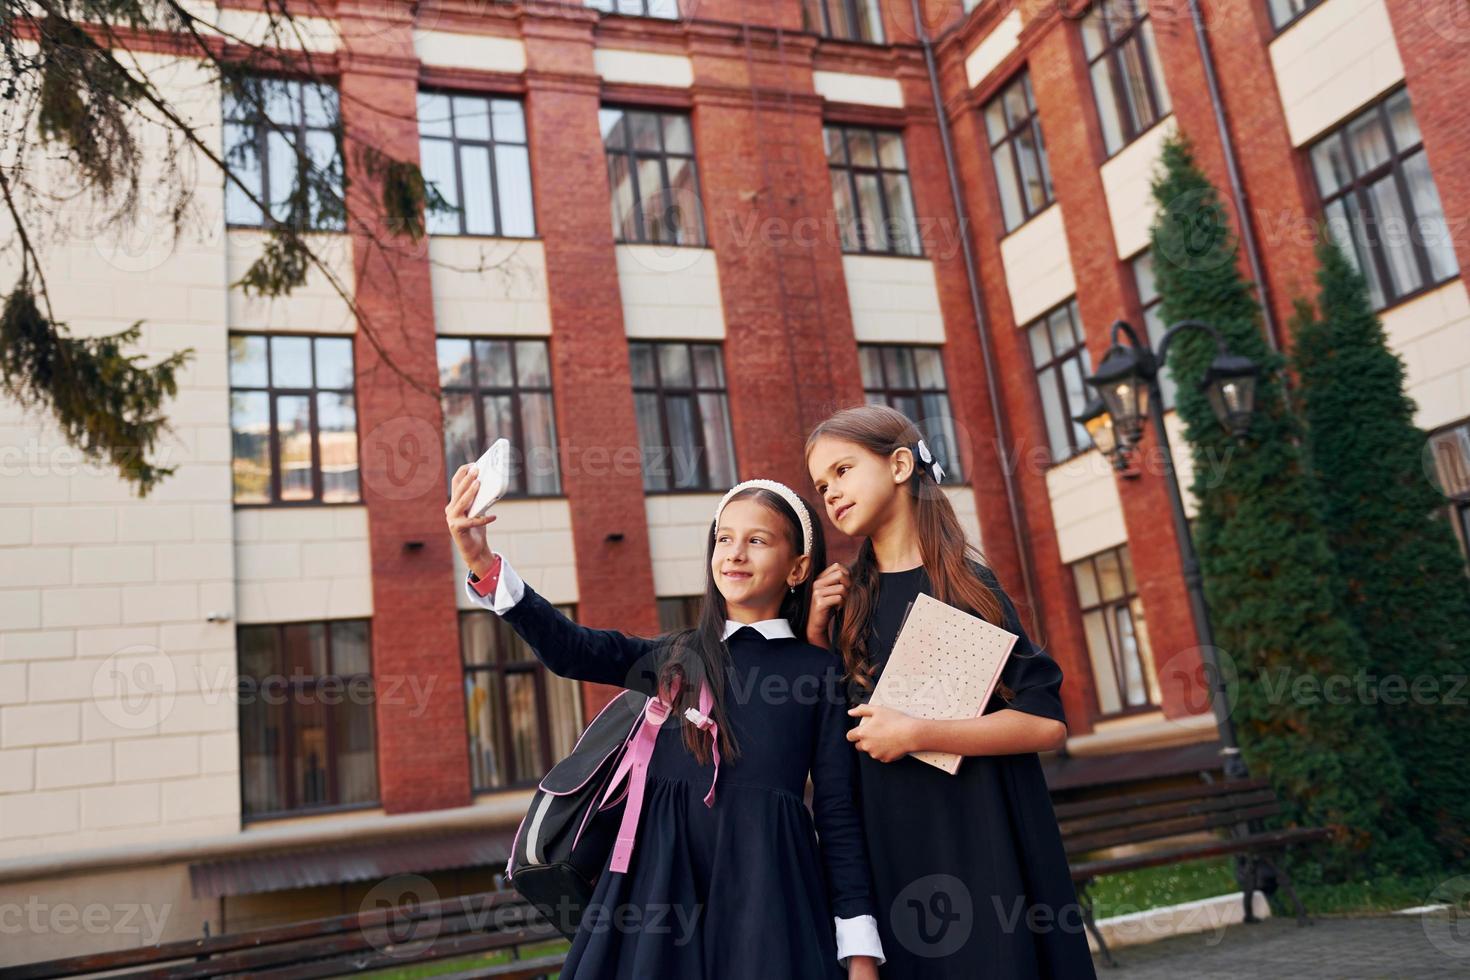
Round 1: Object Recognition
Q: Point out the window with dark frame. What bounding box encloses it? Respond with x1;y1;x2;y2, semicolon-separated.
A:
224;76;343;231
229;333;359;505
657;596;704;633
1130;250;1178;411
1026;299;1094;462
601;107;706;247
584;0;679;19
825;124;922;256
1266;0;1325;31
630;341;738;492
1309;87;1459;311
858;344;966;483
1080;0;1172;157
984;71;1054;232
461;607;584;792
417;92;535;238
238;619;378;819
437;337;561;499
1071;545;1161;717
801;0;885;43
1427;420;1470;569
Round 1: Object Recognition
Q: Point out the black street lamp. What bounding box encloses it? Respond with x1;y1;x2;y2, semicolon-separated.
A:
1074;319;1261;781
1074;396;1125;472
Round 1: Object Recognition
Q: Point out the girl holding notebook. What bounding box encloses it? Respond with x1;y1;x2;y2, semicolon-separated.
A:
804;404;1096;980
446;465;884;980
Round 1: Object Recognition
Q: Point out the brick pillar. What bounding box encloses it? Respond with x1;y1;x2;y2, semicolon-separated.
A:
931;41;1100;734
688;33;864;530
900;84;1034;596
1383;0;1470;278
337;4;470;812
1020;19;1203;723
523;13;660;718
1147;0;1321;350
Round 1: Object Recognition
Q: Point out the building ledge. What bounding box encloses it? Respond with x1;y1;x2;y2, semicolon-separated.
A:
1065;709;1218;757
0;790;533;886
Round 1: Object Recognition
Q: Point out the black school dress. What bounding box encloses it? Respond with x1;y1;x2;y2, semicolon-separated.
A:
853;562;1096;979
500;583;877;980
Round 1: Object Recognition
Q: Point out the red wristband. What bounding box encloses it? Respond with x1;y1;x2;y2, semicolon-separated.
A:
468;553;503;598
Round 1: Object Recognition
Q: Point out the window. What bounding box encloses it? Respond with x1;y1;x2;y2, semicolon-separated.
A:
859;344;966;482
601;107;705;246
1072;545;1160;716
238;619;377;818
1027;300;1094;462
461;608;584;791
1310;88;1459;311
1267;0;1325;30
229;334;359;505
1080;0;1172;156
1428;420;1470;567
825;125;921;256
630;341;738;492
985;71;1054;232
418;92;534;238
584;0;679;19
1130;250;1178;411
438;337;561;498
802;0;885;43
224;77;343;230
657;596;703;632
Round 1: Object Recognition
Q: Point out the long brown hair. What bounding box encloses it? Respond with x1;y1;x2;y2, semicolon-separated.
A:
656;486;825;763
805;405;1013;697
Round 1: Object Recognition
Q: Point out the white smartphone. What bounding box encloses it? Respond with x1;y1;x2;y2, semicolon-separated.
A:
469;438;512;518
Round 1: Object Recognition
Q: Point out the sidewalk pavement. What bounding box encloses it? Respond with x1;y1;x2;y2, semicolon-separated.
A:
1091;913;1468;979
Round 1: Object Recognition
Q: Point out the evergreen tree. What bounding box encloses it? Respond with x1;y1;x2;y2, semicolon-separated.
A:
1148;134;1434;879
1290;237;1470;864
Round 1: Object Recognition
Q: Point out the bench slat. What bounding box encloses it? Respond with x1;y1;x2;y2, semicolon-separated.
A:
0;891;541;980
1051;777;1272;821
1071;826;1333;880
1059;789;1277;839
1064;802;1282;855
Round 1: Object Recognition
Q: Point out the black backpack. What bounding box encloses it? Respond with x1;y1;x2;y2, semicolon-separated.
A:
505;689;649;937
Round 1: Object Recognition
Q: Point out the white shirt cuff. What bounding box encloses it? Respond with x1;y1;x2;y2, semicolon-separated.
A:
835;914;885;967
462;554;525;614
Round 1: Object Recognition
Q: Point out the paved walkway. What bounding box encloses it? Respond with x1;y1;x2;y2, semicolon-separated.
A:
1091;914;1469;979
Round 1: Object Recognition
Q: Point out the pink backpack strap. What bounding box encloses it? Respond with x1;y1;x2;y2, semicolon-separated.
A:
602;679;722;875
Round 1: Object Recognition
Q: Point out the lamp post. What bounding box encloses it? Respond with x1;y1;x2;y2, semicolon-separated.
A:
1074;319;1260;780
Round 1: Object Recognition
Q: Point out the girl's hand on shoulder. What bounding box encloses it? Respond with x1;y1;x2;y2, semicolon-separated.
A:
445;463;498;578
847;703;919;763
847;955;880;980
807;562;850;648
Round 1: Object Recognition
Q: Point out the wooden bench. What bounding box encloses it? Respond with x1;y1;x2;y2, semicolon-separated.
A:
1054;775;1331;968
0;887;568;979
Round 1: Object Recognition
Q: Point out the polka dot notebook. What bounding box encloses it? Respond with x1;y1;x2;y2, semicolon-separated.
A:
869;591;1020;774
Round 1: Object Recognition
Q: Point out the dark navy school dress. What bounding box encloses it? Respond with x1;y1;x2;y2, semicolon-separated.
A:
853;562;1096;980
499;582;877;980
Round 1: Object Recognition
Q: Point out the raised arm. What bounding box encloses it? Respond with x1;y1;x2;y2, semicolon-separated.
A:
462;556;661;693
447;461;660;694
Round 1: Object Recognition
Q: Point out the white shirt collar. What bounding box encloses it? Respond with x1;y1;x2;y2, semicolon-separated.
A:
721;618;796;641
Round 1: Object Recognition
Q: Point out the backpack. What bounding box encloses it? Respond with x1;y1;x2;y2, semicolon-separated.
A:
506;682;719;938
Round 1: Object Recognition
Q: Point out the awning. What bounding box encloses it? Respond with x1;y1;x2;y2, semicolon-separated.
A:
189;827;515;899
1043;739;1225;793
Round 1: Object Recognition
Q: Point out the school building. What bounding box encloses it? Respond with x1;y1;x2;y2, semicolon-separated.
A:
2;0;1468;962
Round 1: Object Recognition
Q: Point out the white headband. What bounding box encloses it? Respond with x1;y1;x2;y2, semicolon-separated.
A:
712;479;814;556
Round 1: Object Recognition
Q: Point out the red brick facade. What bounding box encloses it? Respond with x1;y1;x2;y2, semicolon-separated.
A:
314;0;1467;808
